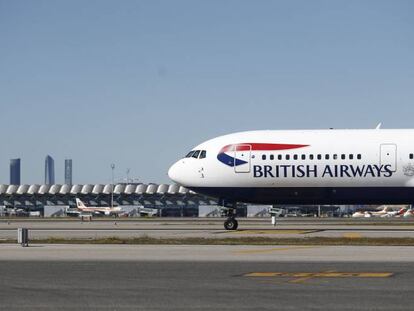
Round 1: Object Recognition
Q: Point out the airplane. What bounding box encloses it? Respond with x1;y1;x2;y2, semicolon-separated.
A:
351;206;407;218
351;206;391;218
351;211;369;218
168;129;414;230
382;207;407;217
75;198;122;216
403;208;414;218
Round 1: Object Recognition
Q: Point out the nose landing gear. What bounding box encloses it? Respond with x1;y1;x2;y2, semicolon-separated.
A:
224;217;238;230
220;202;238;230
219;199;239;230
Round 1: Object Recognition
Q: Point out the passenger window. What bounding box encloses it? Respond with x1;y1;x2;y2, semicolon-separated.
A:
293;154;298;160
317;154;322;160
301;154;306;160
286;155;290;160
357;154;362;160
333;154;338;160
341;154;346;160
278;154;282;160
410;154;414;160
309;154;314;160
192;150;200;158
325;154;330;160
349;154;354;160
199;150;207;159
270;155;274;160
262;155;266;160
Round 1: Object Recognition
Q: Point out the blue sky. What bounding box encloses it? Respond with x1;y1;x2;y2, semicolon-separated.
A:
0;0;413;184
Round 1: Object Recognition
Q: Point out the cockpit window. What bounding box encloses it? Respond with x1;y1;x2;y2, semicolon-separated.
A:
185;151;195;158
185;150;206;159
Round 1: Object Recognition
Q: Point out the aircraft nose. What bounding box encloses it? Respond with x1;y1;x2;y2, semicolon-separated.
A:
168;161;180;183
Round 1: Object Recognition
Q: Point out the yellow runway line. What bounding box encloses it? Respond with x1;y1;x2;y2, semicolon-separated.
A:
343;232;363;238
245;272;393;278
245;271;393;284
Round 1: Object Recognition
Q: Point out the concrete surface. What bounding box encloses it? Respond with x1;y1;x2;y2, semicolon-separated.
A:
1;244;414;262
0;259;413;310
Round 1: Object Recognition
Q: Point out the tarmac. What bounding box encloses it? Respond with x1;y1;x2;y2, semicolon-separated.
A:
2;219;414;310
1;244;414;310
1;244;414;262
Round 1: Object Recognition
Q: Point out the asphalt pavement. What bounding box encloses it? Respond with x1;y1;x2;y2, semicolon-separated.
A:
1;219;414;311
0;260;412;310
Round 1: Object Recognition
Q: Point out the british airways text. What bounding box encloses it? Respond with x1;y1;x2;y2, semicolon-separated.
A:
253;164;394;178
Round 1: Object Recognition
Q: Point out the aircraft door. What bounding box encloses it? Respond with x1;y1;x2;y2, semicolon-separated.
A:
380;144;397;172
234;144;251;173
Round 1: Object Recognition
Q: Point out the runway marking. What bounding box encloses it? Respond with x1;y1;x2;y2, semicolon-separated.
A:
245;271;393;283
288;270;339;283
343;232;363;238
234;246;314;254
230;229;320;235
245;272;393;278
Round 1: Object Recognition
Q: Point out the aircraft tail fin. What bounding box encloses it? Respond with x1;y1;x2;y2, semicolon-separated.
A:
75;198;86;209
397;208;407;216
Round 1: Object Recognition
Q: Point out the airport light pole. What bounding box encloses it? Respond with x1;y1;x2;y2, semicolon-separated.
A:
111;164;115;208
126;168;130;184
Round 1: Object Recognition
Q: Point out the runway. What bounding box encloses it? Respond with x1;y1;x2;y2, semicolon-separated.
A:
2;244;414;262
1;219;414;309
1;218;414;240
0;245;414;310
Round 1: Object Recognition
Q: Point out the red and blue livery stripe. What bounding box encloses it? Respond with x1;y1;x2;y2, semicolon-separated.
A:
217;143;309;167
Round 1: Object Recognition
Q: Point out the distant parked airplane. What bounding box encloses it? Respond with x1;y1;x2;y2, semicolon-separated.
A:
352;207;407;218
75;198;122;216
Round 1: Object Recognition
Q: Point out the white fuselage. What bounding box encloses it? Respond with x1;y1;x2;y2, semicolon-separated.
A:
75;198;122;215
168;129;414;205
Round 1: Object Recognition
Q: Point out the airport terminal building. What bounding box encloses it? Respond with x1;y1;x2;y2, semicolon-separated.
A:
0;183;345;217
0;183;220;216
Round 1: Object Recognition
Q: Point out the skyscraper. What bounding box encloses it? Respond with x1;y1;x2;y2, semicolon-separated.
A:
65;159;72;185
10;158;21;185
44;155;55;185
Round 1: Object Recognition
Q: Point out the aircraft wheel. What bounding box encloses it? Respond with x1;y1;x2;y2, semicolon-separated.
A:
224;218;238;230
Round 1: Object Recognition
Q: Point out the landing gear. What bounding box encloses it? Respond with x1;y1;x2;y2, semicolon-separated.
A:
220;200;238;230
224;217;238;230
221;205;239;230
